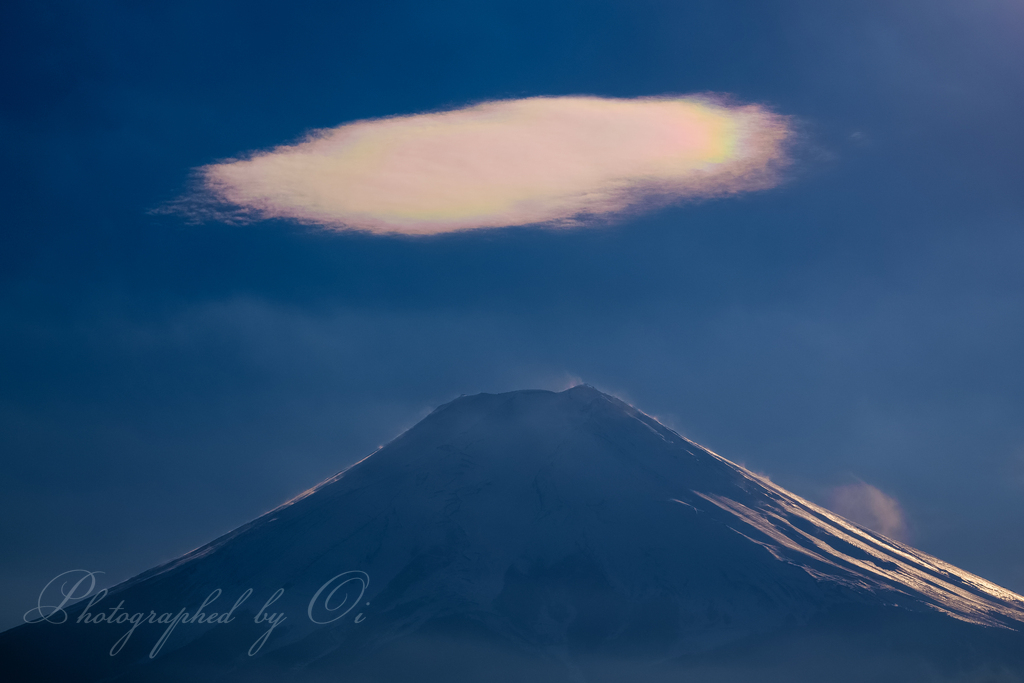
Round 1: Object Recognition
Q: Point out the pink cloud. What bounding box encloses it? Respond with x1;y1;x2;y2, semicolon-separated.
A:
179;95;792;235
829;482;908;541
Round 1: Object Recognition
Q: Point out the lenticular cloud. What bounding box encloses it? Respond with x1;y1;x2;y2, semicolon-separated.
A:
191;95;792;235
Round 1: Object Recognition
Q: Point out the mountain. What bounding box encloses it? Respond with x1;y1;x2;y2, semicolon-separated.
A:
3;385;1024;682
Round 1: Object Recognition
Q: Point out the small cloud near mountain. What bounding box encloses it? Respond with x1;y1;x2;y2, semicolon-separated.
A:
829;481;908;541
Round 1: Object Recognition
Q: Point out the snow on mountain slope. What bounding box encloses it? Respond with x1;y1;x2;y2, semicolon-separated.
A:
2;385;1023;682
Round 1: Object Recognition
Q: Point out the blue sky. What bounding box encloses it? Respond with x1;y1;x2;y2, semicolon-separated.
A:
1;0;1023;630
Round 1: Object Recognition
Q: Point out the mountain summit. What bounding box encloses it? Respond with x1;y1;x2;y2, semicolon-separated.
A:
4;386;1024;682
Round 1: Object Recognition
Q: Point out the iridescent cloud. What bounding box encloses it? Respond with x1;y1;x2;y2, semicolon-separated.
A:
187;95;792;235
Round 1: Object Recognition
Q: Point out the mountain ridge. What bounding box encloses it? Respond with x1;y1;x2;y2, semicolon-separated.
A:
3;385;1023;682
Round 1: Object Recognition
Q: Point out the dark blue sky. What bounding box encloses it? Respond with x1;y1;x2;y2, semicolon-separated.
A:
2;0;1023;630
